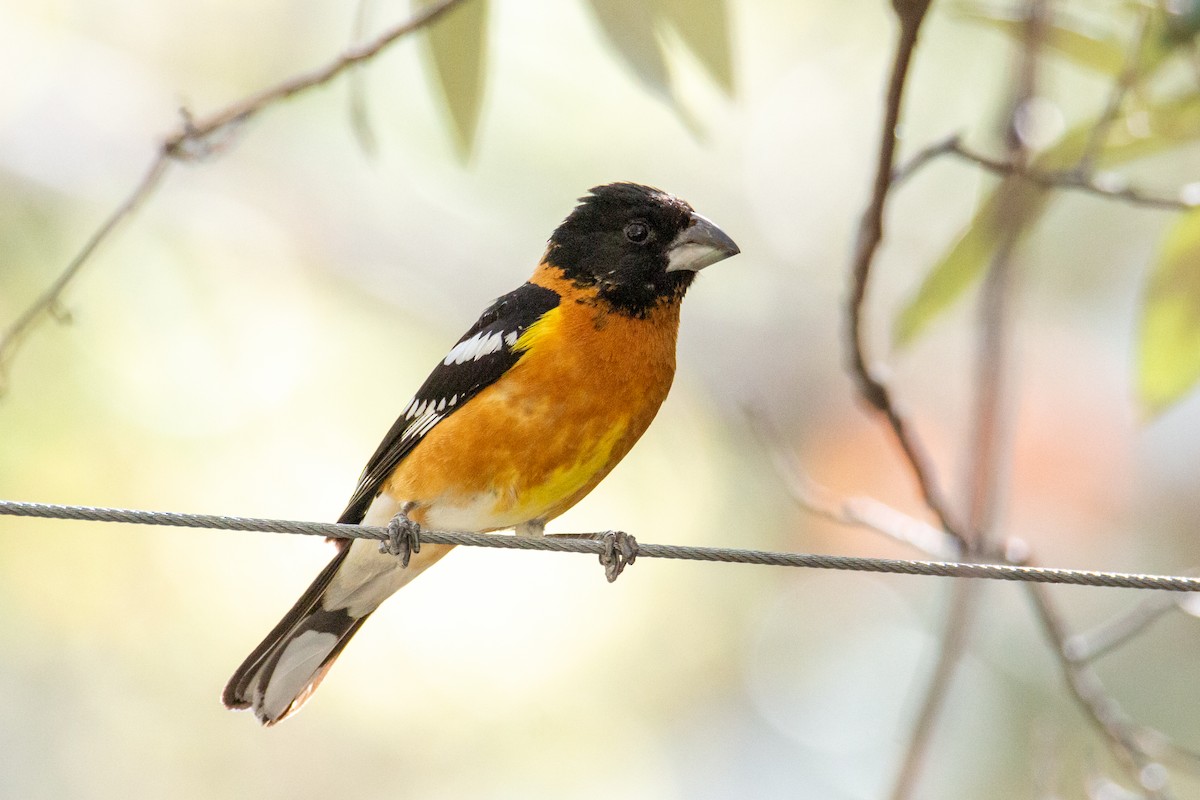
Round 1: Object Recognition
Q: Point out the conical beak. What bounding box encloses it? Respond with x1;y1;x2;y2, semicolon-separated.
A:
665;212;741;272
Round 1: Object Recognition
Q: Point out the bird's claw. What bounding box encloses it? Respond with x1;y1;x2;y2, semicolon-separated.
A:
599;530;638;583
380;512;422;568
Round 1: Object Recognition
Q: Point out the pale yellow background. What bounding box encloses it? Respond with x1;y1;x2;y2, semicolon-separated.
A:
2;1;1199;798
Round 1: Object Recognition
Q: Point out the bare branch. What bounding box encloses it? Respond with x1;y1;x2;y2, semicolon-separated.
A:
347;0;382;157
846;0;962;542
1064;594;1180;664
847;2;1193;796
1073;8;1151;177
776;450;962;559
0;153;171;393
892;5;1049;796
897;136;1194;212
892;132;964;183
160;0;466;156
889;577;981;800
953;141;1192;211
0;0;468;391
1028;582;1175;799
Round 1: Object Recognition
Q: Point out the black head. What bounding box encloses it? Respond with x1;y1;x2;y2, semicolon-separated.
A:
545;183;740;316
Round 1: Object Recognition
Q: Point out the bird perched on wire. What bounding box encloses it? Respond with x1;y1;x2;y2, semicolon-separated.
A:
223;182;740;725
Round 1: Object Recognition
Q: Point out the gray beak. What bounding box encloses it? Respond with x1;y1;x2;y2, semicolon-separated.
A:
665;212;741;272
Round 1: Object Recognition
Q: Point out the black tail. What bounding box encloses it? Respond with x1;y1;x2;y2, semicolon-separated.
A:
223;546;369;726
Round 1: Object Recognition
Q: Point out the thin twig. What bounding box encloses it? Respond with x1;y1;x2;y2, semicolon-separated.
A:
892;4;1048;795
0;154;171;393
1064;593;1180;664
1028;582;1174;799
0;0;467;391
964;0;1044;552
747;409;962;559
848;1;1190;796
949;141;1192;211
892;132;963;183
896;136;1193;211
1073;8;1151;177
1011;23;1178;771
779;467;961;560
889;578;981;800
846;0;960;543
160;0;465;155
840;4;960;797
347;0;381;156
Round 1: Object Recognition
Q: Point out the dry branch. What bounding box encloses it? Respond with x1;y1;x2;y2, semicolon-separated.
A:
843;1;1186;797
0;0;468;392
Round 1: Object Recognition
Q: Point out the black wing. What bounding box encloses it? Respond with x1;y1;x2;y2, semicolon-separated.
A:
337;282;561;525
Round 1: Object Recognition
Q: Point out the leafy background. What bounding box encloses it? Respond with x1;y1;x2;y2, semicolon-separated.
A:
2;1;1200;798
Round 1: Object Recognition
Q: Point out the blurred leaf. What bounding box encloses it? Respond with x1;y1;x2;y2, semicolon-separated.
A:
1138;210;1200;416
893;179;1047;346
1164;0;1200;46
954;7;1128;74
658;0;735;95
347;0;379;157
895;93;1200;347
419;0;488;159
1092;98;1200;167
1130;7;1185;79
585;0;671;100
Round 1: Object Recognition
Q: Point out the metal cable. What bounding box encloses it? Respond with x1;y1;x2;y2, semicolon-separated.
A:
1;498;1196;591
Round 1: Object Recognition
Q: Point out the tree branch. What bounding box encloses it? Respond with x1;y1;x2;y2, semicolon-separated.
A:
0;0;468;392
846;2;1190;796
846;0;961;544
0;154;170;393
895;135;1194;212
1028;582;1175;799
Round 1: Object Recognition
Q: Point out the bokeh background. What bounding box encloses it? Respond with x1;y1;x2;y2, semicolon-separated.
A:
3;1;1200;798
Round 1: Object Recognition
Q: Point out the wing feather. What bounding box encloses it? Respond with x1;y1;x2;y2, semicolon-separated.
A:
337;282;560;525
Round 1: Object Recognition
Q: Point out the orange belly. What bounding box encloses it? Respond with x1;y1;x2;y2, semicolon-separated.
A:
383;266;682;532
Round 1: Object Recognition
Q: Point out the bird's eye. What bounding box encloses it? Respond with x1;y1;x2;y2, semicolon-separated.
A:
624;221;650;243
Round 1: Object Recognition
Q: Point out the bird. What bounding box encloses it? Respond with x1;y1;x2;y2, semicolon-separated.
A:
222;182;740;725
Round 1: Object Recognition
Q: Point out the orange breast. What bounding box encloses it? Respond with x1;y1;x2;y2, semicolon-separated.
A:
384;264;682;531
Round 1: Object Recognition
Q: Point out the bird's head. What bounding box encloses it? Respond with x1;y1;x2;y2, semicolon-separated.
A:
545;183;740;316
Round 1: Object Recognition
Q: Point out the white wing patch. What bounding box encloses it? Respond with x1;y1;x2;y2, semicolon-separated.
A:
406;410;442;441
443;329;509;366
399;324;523;445
401;405;444;442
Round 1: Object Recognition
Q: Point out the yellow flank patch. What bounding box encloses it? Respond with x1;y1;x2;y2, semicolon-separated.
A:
503;418;629;518
513;305;564;354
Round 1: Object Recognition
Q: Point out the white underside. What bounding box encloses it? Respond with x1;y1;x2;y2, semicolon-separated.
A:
323;491;537;618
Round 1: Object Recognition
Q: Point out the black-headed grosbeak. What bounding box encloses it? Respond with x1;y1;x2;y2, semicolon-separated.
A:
223;182;740;725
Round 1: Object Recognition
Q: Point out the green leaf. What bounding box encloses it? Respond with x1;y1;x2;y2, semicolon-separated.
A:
657;0;735;95
894;93;1200;347
1139;210;1200;416
419;0;488;159
1164;0;1200;46
953;8;1127;74
893;178;1048;346
584;0;671;101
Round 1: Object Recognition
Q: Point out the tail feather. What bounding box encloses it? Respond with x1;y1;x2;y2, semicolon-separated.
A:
249;609;370;726
223;546;367;724
225;533;456;725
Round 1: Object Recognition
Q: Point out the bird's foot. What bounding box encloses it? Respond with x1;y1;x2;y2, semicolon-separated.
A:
380;511;422;568
598;530;638;583
547;530;639;582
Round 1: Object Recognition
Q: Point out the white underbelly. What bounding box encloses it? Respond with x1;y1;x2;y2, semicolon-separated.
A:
324;490;528;617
